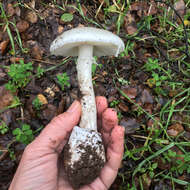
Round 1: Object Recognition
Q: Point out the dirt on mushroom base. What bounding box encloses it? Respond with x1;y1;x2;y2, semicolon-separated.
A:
64;142;105;188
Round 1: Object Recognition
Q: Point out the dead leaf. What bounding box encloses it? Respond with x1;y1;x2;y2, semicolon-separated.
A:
0;68;6;79
120;118;140;134
41;104;57;122
16;20;30;33
0;40;9;55
28;0;36;9
174;0;185;18
0;86;14;110
130;1;148;17
156;156;171;170
81;5;88;17
124;13;135;25
1;110;12;126
142;173;152;190
57;98;65;114
122;86;137;99
144;103;153;114
140;89;154;104
37;94;48;105
125;24;138;35
10;57;24;63
7;4;15;17
26;11;38;24
118;102;129;112
15;6;21;17
147;2;157;15
167;123;184;137
27;40;44;60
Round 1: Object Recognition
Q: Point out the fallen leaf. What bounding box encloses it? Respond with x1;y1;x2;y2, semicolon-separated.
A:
27;40;44;59
0;86;14;110
122;86;137;99
26;11;38;24
118;102;129;112
1;110;12;126
142;173;152;189
167;123;184;137
120;118;140;134
7;3;15;17
130;1;148;17
37;94;48;105
41;104;57;122
16;20;30;33
27;0;36;9
0;40;9;55
156;156;171;170
140;89;154;104
169;89;178;97
15;6;21;17
0;68;6;78
144;103;153;114
174;0;185;18
125;24;138;35
10;57;24;63
57;98;65;114
147;2;157;15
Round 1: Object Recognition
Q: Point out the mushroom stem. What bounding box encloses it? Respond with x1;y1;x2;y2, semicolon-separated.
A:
77;45;97;130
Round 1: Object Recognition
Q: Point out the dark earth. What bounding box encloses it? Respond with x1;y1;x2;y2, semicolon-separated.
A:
1;0;190;189
64;142;105;188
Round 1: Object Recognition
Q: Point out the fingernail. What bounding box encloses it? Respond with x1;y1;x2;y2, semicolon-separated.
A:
67;100;79;113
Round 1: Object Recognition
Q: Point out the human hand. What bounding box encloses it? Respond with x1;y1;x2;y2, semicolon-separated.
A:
9;96;124;190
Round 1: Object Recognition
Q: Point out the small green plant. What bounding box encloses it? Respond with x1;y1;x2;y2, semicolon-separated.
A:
144;58;161;72
144;58;169;95
92;56;103;76
32;97;43;111
120;40;135;57
56;72;70;91
36;65;45;78
13;124;34;145
0;121;8;134
5;60;33;92
61;13;73;22
8;149;16;161
139;162;158;179
110;100;120;108
0;3;26;54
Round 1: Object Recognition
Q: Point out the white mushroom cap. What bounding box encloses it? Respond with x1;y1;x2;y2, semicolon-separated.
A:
50;27;124;57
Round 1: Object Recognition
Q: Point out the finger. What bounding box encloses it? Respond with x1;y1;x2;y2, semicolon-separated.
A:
99;125;124;188
101;108;118;147
58;157;73;190
96;96;108;130
32;100;81;152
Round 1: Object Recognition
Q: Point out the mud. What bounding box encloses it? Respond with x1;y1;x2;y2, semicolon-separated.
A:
64;142;105;189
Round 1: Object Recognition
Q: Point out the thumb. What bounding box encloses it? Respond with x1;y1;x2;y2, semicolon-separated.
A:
32;100;81;151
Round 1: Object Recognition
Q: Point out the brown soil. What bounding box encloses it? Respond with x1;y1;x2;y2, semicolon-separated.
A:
64;143;105;189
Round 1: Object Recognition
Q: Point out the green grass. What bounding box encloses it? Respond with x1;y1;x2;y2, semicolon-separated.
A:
1;0;190;189
0;2;27;54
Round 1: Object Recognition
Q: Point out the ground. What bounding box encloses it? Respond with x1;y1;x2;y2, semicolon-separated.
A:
0;0;190;189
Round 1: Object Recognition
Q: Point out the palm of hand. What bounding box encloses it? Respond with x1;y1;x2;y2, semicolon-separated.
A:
9;97;124;190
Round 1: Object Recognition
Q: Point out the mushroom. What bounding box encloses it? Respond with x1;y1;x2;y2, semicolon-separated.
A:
50;27;124;188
